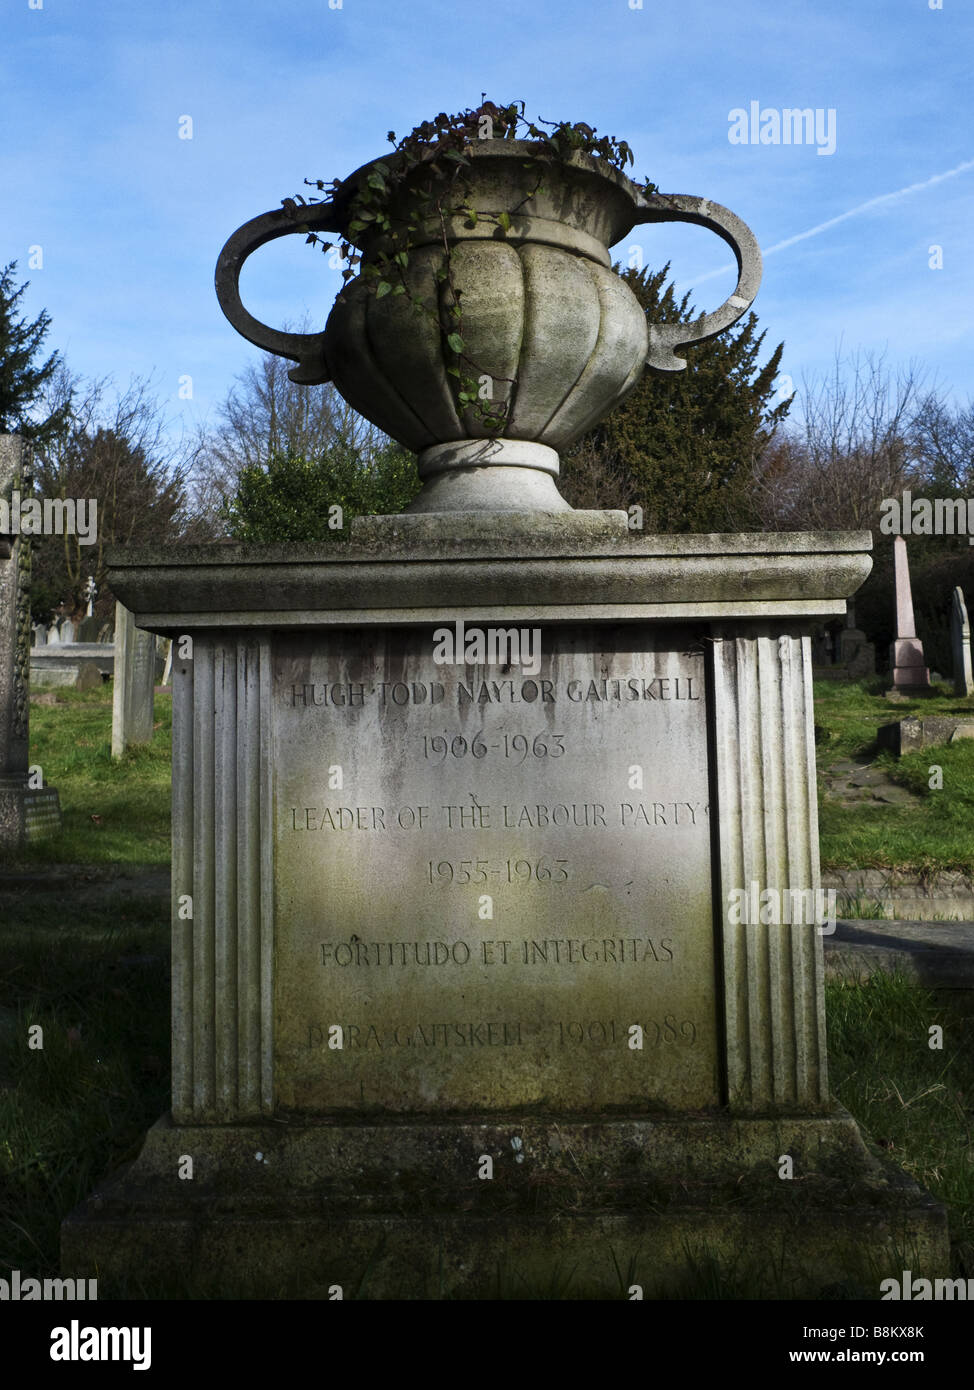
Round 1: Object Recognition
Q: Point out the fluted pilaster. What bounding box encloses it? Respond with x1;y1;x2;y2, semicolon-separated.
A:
171;635;274;1121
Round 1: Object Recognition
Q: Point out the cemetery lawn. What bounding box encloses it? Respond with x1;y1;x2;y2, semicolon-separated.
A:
13;687;172;867
0;903;170;1284
827;972;974;1282
814;679;974;874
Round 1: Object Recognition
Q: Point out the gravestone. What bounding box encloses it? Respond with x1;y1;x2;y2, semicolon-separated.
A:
951;586;974;697
78;615;102;644
890;537;930;690
60;618;76;645
46;622;60;645
837;599;875;678
75;661;103;693
811;627;833;666
0;435;62;847
110;601;156;758
811;604;874;682
31;623;46;647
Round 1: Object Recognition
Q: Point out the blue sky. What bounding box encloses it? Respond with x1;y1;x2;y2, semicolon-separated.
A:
3;0;972;451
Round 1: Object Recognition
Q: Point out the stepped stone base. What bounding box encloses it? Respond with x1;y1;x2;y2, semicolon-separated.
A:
61;1109;948;1299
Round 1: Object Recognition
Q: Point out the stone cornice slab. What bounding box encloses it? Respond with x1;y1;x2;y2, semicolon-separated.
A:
107;522;872;632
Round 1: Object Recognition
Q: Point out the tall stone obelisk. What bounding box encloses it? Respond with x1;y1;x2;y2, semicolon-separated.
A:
890;536;930;690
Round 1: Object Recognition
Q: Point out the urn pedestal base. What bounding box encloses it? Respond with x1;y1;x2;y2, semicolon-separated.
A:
61;1110;948;1299
407;441;571;513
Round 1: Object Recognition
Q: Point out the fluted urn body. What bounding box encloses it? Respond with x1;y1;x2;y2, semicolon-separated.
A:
216;139;762;511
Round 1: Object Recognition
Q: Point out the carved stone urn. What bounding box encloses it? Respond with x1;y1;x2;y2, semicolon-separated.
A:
216;139;762;512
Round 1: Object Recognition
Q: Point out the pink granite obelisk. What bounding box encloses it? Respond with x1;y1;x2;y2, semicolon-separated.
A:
890;536;930;689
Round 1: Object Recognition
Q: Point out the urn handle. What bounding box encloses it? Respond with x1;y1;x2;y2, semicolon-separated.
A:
632;195;762;373
214;206;342;385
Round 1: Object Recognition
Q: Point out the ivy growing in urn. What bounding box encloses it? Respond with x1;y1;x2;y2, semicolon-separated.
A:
281;100;659;433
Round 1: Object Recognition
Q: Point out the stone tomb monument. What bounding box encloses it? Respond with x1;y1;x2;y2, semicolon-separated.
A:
63;132;946;1295
0;434;61;848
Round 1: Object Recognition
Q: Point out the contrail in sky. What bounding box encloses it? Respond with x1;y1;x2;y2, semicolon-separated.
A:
683;157;974;286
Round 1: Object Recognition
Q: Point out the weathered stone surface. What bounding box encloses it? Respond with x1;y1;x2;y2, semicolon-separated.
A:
274;625;715;1114
106;536;869;1130
838;626;875;677
61;1109;948;1299
823;868;974;922
107;529;873;628
877;716;974;755
29;666;79;690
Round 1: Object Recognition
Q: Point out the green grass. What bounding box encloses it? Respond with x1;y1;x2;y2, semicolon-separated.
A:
826;971;974;1278
0;904;170;1279
8;687;172;867
814;678;974;873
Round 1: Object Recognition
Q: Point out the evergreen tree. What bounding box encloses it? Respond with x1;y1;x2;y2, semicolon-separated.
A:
0;261;71;444
223;442;421;542
560;265;791;530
